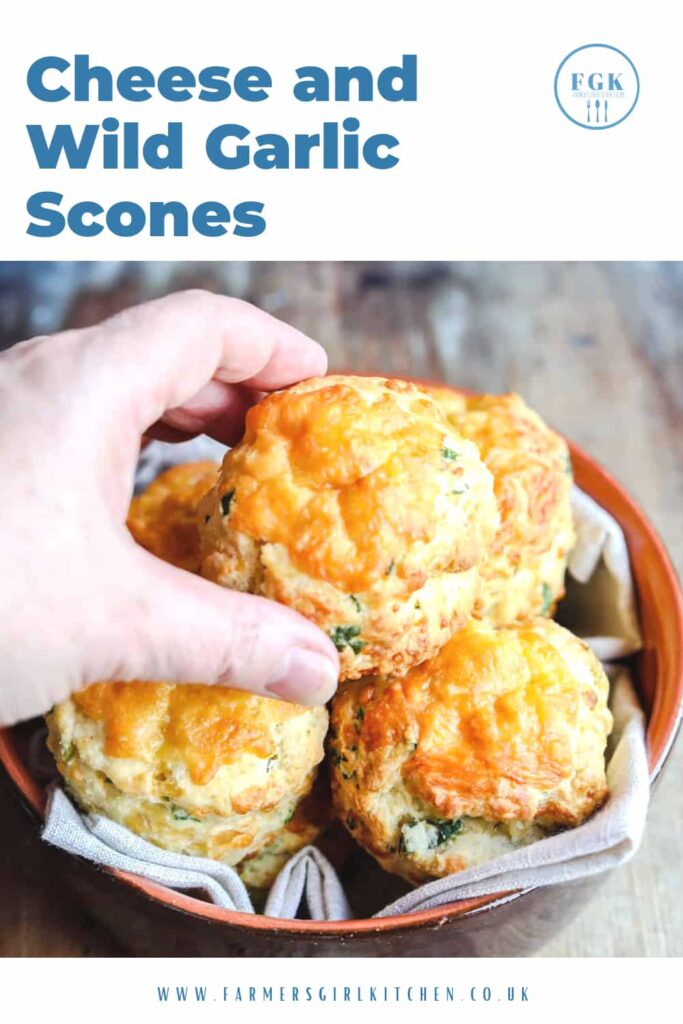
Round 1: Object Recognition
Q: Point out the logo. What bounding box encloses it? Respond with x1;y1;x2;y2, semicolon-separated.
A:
554;44;639;129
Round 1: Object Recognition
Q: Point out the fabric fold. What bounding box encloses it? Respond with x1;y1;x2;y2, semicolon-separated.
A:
264;846;353;921
42;787;254;913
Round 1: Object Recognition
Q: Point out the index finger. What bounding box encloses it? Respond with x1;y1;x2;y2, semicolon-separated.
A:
78;289;327;433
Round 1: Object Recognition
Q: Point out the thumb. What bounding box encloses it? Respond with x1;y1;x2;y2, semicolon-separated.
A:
100;548;340;706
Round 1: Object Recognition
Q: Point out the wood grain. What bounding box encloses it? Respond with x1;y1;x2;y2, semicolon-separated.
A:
1;260;681;956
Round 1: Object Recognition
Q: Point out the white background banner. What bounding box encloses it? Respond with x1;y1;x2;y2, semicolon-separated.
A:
0;956;679;1019
0;0;681;991
0;0;681;259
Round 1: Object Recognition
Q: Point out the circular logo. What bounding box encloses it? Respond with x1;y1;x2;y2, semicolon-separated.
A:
554;44;639;129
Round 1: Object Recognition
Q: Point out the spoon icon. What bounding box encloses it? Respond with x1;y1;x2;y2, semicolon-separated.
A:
595;99;601;122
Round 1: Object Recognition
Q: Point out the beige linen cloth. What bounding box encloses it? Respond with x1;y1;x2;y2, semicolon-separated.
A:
40;440;649;921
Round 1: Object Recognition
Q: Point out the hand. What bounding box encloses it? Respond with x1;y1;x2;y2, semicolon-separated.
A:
0;290;339;726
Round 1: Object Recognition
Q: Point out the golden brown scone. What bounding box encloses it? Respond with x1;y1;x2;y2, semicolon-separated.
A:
429;389;575;625
330;619;612;884
47;682;328;868
127;460;219;572
236;766;332;890
199;375;499;680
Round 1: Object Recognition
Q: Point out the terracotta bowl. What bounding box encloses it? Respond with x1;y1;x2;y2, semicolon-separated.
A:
1;395;682;957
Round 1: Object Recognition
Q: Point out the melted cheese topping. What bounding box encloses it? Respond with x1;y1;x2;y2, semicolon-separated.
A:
73;682;304;786
353;621;604;820
215;377;473;592
430;390;573;568
455;394;571;566
127;461;219;571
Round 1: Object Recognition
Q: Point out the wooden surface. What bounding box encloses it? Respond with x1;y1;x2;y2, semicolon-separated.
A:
1;260;681;956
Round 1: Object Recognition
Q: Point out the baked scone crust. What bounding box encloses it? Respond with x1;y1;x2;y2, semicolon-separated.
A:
127;460;219;572
47;681;328;867
236;767;332;890
331;619;612;884
199;375;499;679
430;389;575;626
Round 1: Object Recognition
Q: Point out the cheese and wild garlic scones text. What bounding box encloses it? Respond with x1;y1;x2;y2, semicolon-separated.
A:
199;375;500;680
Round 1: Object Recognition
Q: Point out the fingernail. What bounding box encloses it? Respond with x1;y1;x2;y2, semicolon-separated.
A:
266;648;338;706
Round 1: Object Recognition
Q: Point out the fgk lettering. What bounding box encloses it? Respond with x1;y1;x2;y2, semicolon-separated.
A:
571;72;624;90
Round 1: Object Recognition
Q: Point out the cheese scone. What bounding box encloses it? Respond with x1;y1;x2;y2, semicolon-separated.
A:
127;460;219;572
47;460;330;880
430;390;575;626
199;375;499;680
330;619;612;884
235;766;332;891
47;681;328;869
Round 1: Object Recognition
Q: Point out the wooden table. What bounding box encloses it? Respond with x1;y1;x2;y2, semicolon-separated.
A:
1;261;681;956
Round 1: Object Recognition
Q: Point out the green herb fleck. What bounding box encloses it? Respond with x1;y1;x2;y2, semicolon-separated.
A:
61;742;76;764
349;594;362;613
346;815;357;832
284;807;296;824
452;483;469;495
385;560;396;576
540;582;554;616
341;769;357;781
330;748;348;767
399;817;463;854
355;706;365;724
171;805;201;823
330;624;365;655
429;818;463;845
442;447;459;461
203;513;211;524
266;754;278;774
564;453;573;477
220;489;235;516
414;600;422;611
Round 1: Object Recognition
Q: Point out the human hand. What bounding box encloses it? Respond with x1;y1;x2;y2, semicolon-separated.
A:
0;290;340;726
